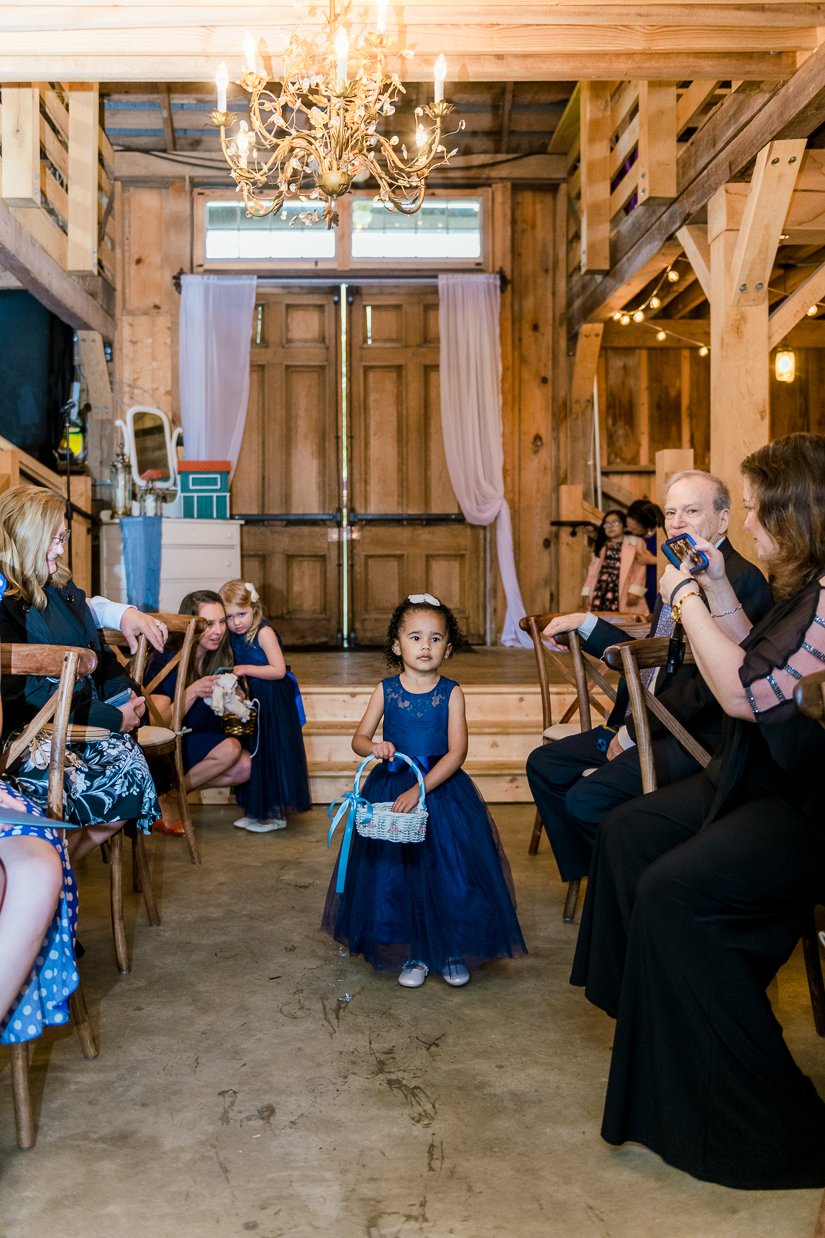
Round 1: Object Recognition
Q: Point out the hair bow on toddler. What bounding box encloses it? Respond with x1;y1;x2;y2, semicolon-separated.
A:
244;581;260;603
408;592;440;606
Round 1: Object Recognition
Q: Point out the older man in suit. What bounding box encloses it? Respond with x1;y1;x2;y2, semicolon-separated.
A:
526;470;774;885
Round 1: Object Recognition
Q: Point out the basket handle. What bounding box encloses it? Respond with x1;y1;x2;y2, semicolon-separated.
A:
353;750;427;813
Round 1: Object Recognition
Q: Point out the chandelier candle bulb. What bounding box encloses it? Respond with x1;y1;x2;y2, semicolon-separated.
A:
376;0;388;35
243;33;257;73
434;54;447;103
216;63;229;113
335;27;349;82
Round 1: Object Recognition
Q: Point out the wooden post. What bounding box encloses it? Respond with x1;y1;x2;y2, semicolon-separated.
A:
1;87;40;207
708;141;804;548
568;323;604;488
637;82;677;202
579;83;611;272
655;448;694;508
68;85;100;273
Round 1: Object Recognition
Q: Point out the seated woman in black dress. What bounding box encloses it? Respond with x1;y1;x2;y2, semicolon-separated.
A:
148;590;251;831
572;432;825;1190
0;485;159;865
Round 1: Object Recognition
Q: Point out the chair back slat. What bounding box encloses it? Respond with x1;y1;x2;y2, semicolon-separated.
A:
519;613;619;732
0;645;94;819
794;671;825;725
601;636;710;794
108;614;206;733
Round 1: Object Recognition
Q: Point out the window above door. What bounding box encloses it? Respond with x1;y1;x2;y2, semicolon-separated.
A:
194;188;490;273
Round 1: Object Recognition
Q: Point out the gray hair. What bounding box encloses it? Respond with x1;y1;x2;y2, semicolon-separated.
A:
665;469;731;513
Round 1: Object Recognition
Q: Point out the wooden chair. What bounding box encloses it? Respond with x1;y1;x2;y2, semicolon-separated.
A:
0;643;100;1149
606;639;825;1039
520;610;647;922
107;613;206;867
792;670;825;1039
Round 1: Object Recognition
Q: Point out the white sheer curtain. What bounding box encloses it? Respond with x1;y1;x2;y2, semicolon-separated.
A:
438;273;532;648
179;274;257;471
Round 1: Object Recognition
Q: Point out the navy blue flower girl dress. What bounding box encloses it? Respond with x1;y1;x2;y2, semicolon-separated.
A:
322;675;526;973
229;621;310;822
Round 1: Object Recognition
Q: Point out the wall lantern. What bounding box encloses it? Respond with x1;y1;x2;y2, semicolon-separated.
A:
775;348;796;383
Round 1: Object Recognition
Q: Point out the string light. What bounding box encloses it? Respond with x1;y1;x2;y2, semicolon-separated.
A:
807;304;819;317
698;345;709;357
649;295;661;310
656;329;667;342
667;269;681;283
620;313;631;326
632;309;645;323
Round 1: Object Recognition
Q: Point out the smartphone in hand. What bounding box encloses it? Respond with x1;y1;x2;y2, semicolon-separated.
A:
105;687;133;708
662;534;710;575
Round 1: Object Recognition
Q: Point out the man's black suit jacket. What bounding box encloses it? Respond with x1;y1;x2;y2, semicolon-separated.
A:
581;538;774;756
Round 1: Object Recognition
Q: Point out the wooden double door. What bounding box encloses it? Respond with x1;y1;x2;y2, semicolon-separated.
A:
231;285;485;646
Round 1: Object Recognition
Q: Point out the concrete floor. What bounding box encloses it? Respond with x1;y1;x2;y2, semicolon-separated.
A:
1;803;823;1238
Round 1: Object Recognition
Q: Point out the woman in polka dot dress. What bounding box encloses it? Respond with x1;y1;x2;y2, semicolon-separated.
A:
0;780;78;1045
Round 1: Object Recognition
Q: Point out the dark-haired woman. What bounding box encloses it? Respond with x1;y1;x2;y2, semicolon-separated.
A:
572;432;825;1189
147;590;251;833
581;509;648;614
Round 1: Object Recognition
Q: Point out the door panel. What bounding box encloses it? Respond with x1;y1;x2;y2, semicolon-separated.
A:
350;287;484;645
241;524;339;646
232;285;485;646
232;291;340;645
354;524;484;646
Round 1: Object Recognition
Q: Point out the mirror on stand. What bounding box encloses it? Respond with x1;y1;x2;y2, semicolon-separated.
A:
116;406;182;511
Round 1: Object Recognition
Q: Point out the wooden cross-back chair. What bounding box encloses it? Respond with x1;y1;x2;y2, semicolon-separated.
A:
520;610;647;923
106;614;206;869
0;643;100;1149
606;639;825;1039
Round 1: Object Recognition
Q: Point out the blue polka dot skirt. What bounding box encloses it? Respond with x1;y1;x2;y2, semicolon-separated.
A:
0;785;79;1045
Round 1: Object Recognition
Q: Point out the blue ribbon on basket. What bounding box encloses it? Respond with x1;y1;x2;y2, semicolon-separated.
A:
327;791;374;895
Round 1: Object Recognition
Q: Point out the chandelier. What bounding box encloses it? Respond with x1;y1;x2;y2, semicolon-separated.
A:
210;1;463;227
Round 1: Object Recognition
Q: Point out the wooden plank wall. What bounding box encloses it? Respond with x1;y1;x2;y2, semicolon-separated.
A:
115;183;188;422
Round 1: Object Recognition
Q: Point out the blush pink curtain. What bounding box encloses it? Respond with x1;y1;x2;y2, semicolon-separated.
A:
438;273;531;647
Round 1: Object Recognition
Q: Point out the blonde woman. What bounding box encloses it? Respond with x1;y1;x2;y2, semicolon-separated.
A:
0;485;159;863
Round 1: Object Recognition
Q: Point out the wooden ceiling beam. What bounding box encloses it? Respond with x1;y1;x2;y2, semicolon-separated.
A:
768;260;825;348
499;83;514;154
6;4;824;28
0;197;114;336
569;39;825;330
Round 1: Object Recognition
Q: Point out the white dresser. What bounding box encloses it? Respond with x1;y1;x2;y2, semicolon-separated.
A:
99;518;243;613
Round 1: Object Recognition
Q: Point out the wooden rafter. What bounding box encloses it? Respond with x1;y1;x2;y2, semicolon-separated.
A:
499;83;514;154
768;260;825;348
727;137;806;305
569;38;825;330
676;224;711;299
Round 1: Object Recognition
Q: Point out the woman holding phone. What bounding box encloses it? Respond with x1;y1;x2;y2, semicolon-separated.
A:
572;433;825;1190
0;485;159;862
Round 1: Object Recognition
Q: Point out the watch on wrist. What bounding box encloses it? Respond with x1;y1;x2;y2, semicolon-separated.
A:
671;591;702;624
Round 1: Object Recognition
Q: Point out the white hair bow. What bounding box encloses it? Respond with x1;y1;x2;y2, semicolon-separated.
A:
408;593;440;606
244;581;260;603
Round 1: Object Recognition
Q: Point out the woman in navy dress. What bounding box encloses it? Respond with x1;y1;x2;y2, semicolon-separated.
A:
322;594;526;988
147;590;251;833
220;580;310;833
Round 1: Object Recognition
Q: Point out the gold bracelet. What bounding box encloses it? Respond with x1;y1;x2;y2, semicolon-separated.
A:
671;591;702;624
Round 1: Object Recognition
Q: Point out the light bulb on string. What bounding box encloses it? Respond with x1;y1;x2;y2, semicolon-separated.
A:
807;304;819;317
656;330;667;342
620;314;631;326
698;344;709;357
667;268;680;284
649;295;661;310
632;310;645;323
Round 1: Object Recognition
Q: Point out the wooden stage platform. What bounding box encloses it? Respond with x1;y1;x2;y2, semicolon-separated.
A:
287;646;584;804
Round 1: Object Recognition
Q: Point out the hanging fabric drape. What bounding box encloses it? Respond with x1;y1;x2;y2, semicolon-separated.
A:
178;274;257;472
438;273;532;648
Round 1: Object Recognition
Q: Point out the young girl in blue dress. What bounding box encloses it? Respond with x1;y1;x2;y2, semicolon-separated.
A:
220;579;310;834
322;594;526;988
